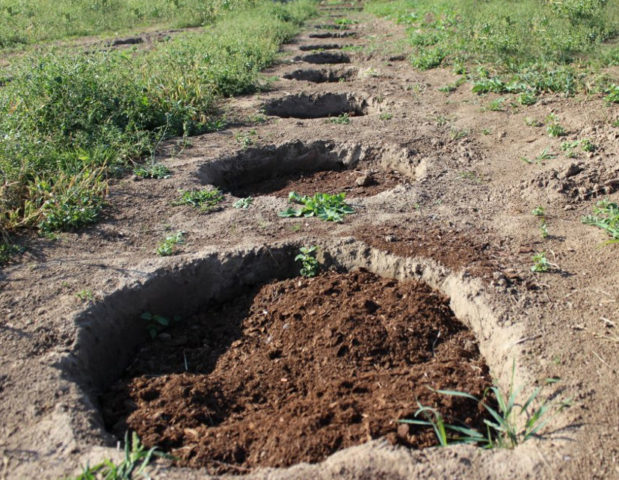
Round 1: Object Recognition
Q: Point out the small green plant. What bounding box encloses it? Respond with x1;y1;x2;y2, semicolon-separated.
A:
539;220;549;239
70;431;169;480
605;84;619;104
0;241;22;264
399;362;570;449
531;251;552;272
233;197;253;209
560;139;580;158
235;130;257;148
76;289;95;303
582;200;619;243
330;113;350;125
295;246;319;277
438;77;465;93
279;191;354;222
481;128;492;135
156;231;185;256
173;188;224;212
379;112;393;120
531;206;545;217
546;114;566;137
525;117;543;127
579;138;595;152
487;98;506;111
450;127;469;140
518;92;538;106
133;163;171;179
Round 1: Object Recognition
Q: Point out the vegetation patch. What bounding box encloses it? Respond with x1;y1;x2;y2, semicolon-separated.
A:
0;0;316;243
582;200;619;243
365;0;618;95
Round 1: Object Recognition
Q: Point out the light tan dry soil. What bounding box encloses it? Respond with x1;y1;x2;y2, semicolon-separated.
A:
1;4;618;480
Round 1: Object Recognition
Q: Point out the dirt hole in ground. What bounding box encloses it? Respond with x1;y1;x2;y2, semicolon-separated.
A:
101;269;492;473
283;67;357;83
309;32;357;39
263;92;366;118
298;43;344;51
295;51;351;64
198;140;417;197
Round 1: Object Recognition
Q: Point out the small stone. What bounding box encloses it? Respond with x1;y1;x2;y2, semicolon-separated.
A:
384;235;397;243
355;173;374;187
397;423;410;438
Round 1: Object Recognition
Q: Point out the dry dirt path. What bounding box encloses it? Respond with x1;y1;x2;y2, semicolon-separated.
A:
0;3;618;479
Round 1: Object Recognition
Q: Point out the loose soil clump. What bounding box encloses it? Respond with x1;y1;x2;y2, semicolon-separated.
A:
263;92;366;118
102;270;492;474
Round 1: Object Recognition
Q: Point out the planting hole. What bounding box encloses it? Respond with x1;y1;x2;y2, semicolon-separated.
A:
198;140;418;197
295;51;351;64
263;92;366;119
283;67;357;83
100;268;492;473
298;43;344;51
309;31;357;39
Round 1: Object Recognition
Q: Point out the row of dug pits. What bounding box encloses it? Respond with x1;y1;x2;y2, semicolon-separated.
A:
67;242;505;475
197;140;419;198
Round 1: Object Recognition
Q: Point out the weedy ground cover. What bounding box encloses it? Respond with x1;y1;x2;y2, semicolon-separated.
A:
0;0;252;50
365;0;618;95
0;0;316;251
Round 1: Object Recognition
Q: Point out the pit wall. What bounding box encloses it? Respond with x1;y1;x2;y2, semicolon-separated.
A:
60;238;534;477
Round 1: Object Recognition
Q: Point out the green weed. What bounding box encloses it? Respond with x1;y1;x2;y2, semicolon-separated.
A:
173;188;224;212
233;197;254;209
546;114;567;137
450;127;469;140
379;112;393;120
582;199;619;243
487;98;506;111
531;206;546;217
330;113;351;124
605;84;619;103
531;252;552;273
518;92;538;106
155;231;184;256
68;431;169;480
76;289;95;303
133;163;171;179
279;191;354;222
141;312;181;339
539;220;549;239
295;245;319;277
399;363;570;448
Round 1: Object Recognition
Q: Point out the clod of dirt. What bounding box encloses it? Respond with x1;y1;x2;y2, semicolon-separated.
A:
198;140;418;197
263;92;366;118
298;44;344;51
309;32;357;39
295;52;351;64
102;270;492;473
283;67;357;83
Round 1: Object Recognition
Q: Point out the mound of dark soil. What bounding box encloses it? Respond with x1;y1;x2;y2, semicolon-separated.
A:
102;270;491;474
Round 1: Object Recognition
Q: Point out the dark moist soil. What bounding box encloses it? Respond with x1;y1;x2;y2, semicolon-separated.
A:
102;270;492;474
232;168;408;198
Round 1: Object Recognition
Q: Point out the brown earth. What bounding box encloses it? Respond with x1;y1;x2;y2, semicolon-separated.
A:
101;270;491;473
231;168;407;197
0;2;618;480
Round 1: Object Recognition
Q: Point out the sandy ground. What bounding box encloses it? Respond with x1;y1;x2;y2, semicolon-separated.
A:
0;4;618;480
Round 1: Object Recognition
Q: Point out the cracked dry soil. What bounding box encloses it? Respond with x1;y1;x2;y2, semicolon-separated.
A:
0;3;618;480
